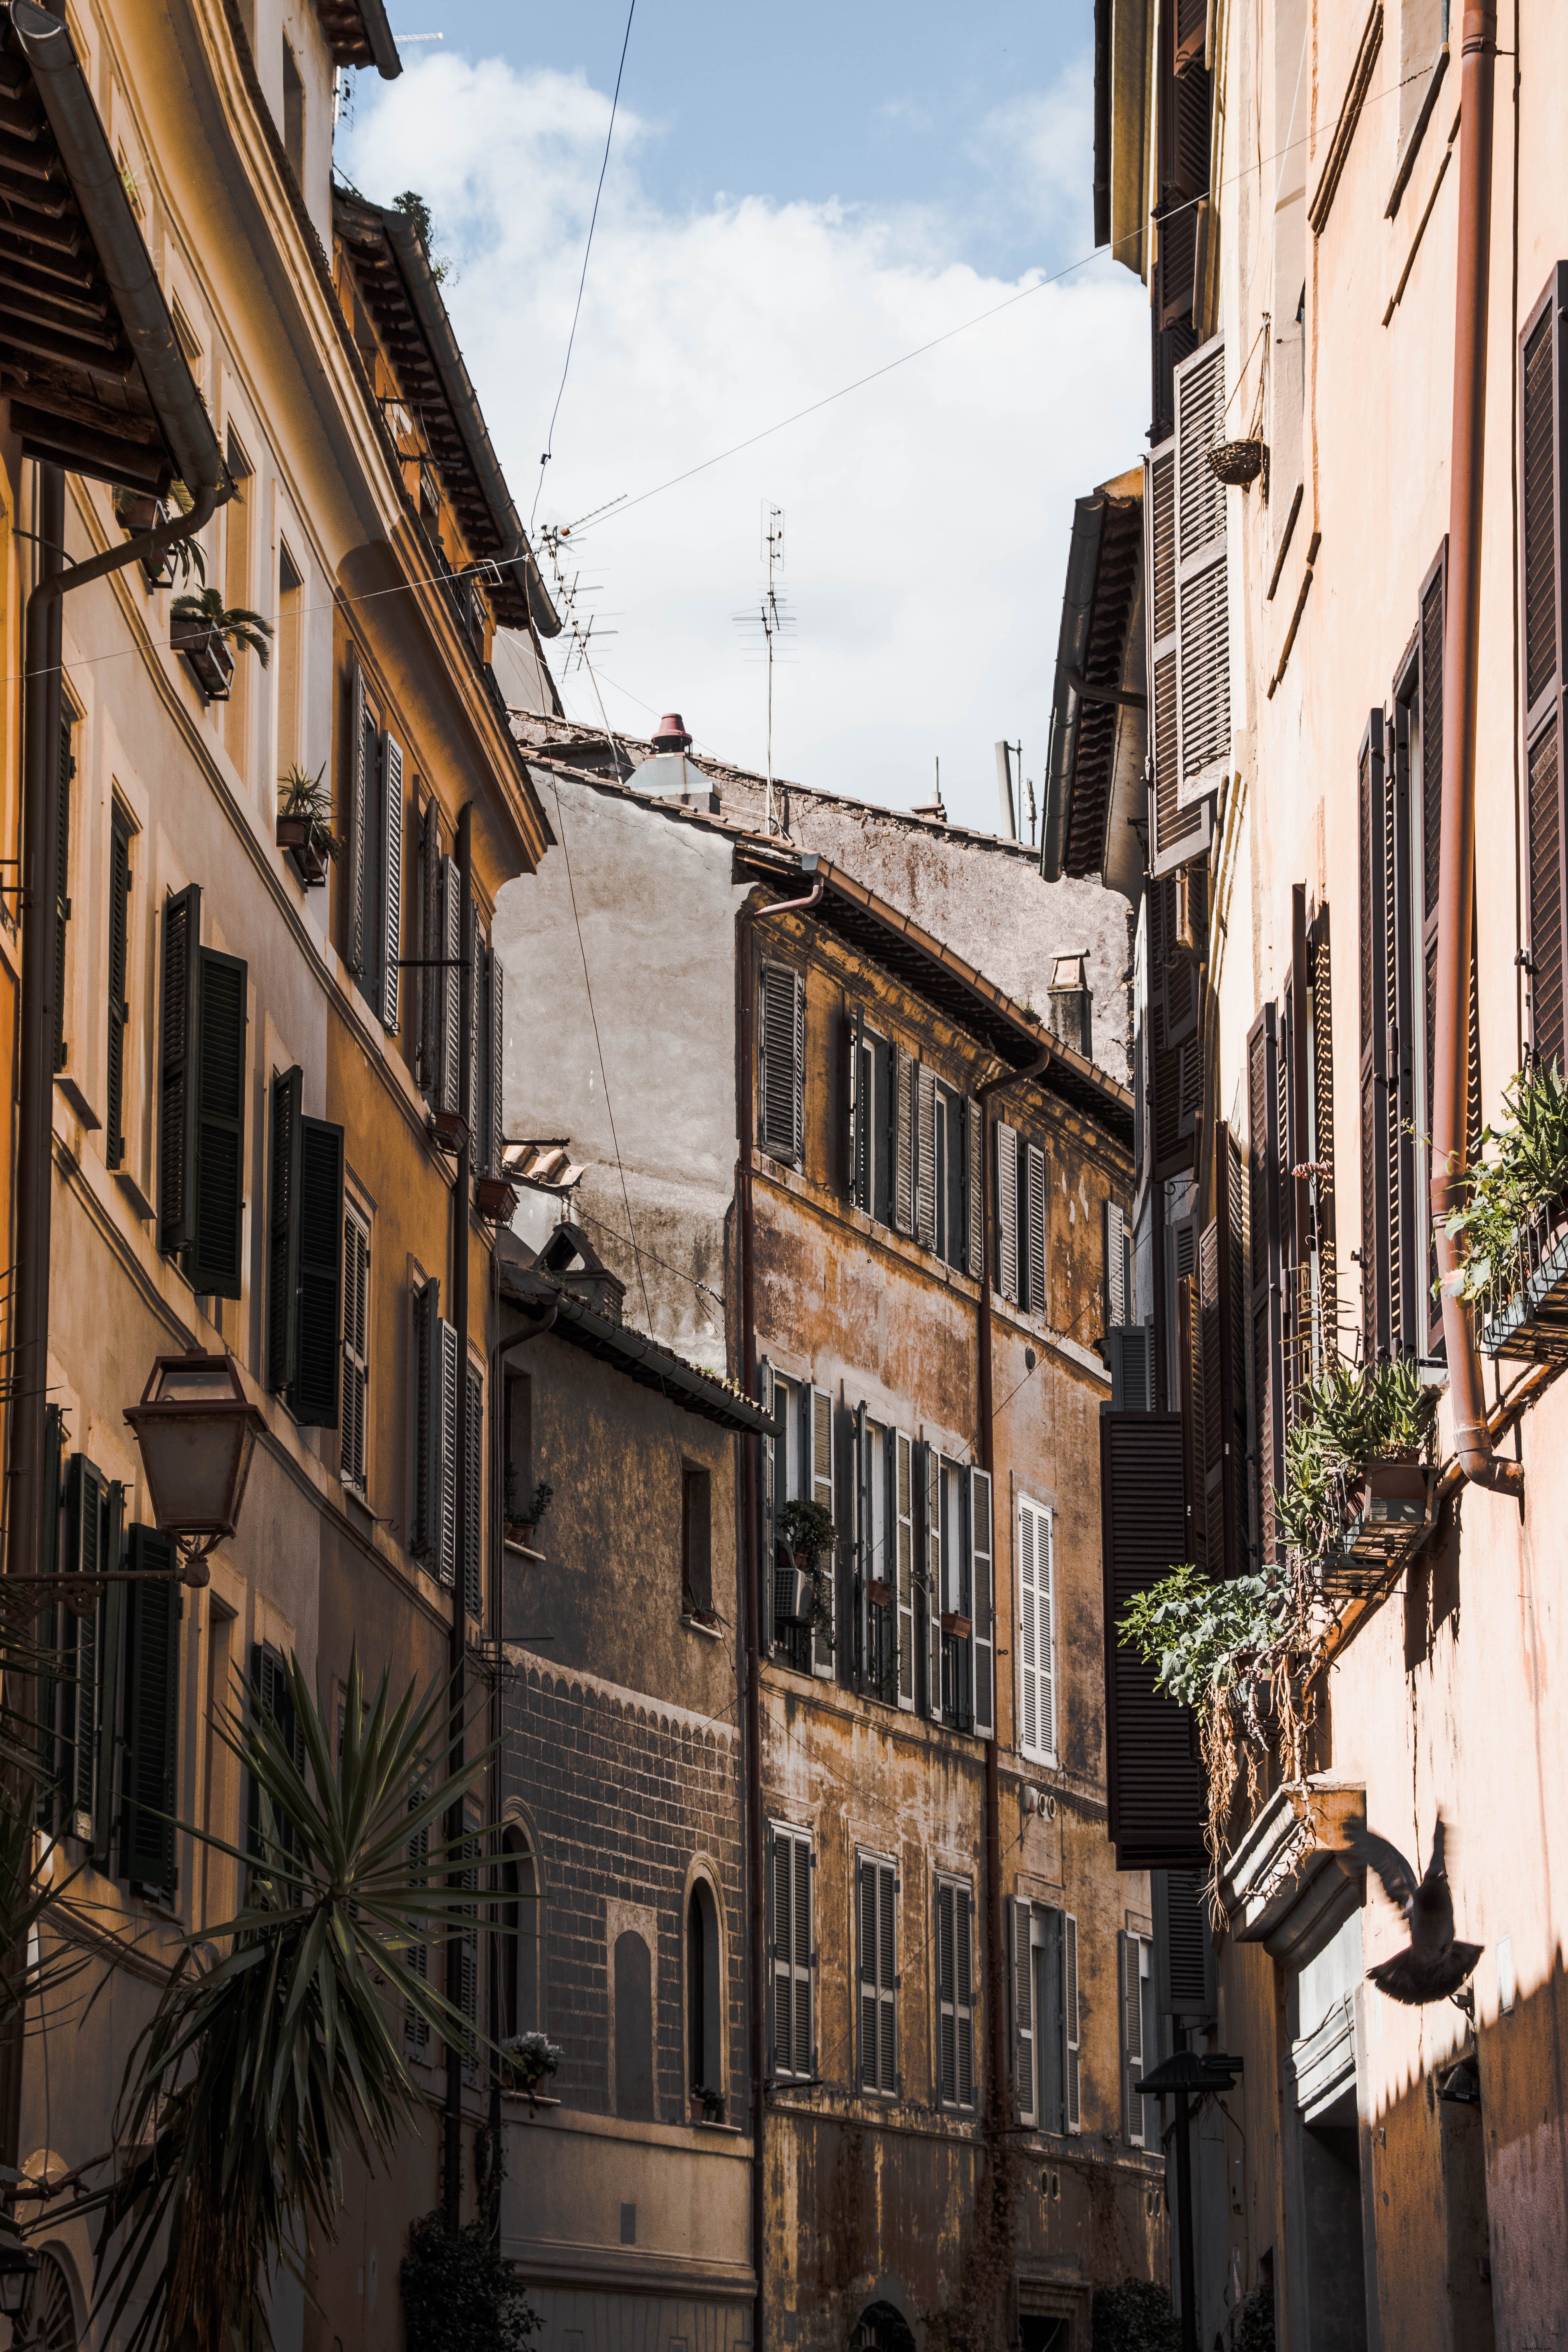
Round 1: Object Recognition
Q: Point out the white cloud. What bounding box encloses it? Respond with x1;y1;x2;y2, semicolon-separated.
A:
343;51;1147;835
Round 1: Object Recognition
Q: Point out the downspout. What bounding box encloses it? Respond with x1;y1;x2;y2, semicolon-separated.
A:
446;805;475;2228
975;1043;1051;2170
737;863;824;2352
1430;0;1522;1496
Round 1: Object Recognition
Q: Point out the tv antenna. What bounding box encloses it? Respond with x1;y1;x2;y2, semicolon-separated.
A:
733;506;794;834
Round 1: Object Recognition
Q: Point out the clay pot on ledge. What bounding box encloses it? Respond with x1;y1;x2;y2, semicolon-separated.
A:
868;1579;892;1610
940;1610;971;1639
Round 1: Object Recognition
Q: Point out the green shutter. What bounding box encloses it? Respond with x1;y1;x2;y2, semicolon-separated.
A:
106;811;131;1168
63;1456;106;1836
53;714;73;1073
93;1488;125;1863
267;1066;303;1393
158;884;202;1255
122;1534;179;1893
462;1365;483;1621
288;1117;344;1427
188;946;248;1298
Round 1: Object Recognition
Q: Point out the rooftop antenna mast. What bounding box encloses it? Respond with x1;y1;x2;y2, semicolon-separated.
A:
733;506;794;835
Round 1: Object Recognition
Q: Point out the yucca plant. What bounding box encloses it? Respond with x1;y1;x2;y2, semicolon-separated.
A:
170;586;273;665
89;1649;502;2352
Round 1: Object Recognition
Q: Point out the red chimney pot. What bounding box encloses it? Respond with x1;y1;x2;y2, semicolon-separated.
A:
652;712;692;752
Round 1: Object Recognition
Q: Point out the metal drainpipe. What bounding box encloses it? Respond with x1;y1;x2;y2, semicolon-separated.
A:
736;865;825;2352
446;804;475;2229
974;1044;1051;2137
1430;0;1522;1496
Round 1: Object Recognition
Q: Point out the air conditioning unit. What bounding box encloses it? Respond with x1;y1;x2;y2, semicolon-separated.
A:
773;1561;813;1624
1107;1322;1156;1413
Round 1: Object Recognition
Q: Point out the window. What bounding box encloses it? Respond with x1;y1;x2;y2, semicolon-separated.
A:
928;1454;994;1738
341;1203;369;1495
475;931;505;1177
613;1930;655;2118
276;540;303;783
157;885;249;1298
759;962;804;1165
247;1644;304;1869
501;1825;541;2040
846;1010;892;1223
857;1852;898;2098
995;1122;1048;1316
1121;1930;1159;2148
682;1463;713;1619
412;1278;458;1581
935;1877;975;2111
344;663;404;1036
769;1824;815;2081
1011;1898;1080;2136
106;804;132;1168
120;1526;179;1894
281;36;304;178
1522;269;1568;1076
846;1013;979;1270
222;431;252;774
1017;1498;1056;1765
54;708;74;1074
266;1067;346;1424
686;1878;720;2100
503;1370;533;1532
55;1455;121;1855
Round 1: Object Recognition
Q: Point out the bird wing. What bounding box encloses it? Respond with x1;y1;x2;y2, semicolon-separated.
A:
1426;1815;1448;1884
1345;1823;1420;1918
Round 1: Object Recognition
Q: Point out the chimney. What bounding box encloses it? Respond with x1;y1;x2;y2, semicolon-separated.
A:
1047;953;1093;1058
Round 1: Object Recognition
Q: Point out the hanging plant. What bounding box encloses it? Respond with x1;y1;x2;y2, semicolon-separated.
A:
1442;1058;1568;1316
1273;1356;1436;1573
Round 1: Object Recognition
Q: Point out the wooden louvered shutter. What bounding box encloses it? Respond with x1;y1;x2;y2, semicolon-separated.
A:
1174;335;1230;802
1522;273;1568;1079
106;808;131;1168
158;884;201;1255
1121;1932;1151;2146
64;1457;105;1838
1025;1143;1047;1315
770;1829;815;2079
122;1544;178;1892
852;1401;870;1683
339;1203;368;1487
995;1122;1019;1300
267;1067;303;1394
1011;1894;1035;2124
53;713;73;1074
892;1429;914;1710
1386;707;1421;1359
1102;1411;1205;1867
759;964;803;1164
965;1098;983;1278
418;800;440;1098
915;1064;938;1247
1106;1199;1128;1326
858;1856;898;2096
1415;556;1449;1355
968;1467;994;1738
438;1316;460;1585
1063;1911;1082;2132
809;1385;835;1677
412;1279;438;1559
91;1488;125;1863
1197;1126;1246;1581
463;1365;483;1621
761;1360;780;1649
845;1001;863;1203
438;856;461;1114
1308;910;1339;1359
464;904;480;1133
380;732;403;1030
347;664;370;977
923;1442;942;1715
1018;1496;1055;1762
189;948;248;1299
1247;1008;1284;1565
488;948;505;1175
937;1880;957;2105
1147;442;1213;876
892;1049;916;1234
954;1884;974;2109
290;1118;344;1427
1359;719;1394;1363
1149;874;1201;1177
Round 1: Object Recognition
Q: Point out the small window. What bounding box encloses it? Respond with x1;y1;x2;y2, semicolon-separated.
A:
682;1463;712;1620
1122;1930;1158;2148
281;38;304;178
770;1825;815;2081
687;1879;721;2110
502;1826;541;2040
936;1877;975;2110
857;1852;898;2098
614;1930;655;2119
341;1201;369;1496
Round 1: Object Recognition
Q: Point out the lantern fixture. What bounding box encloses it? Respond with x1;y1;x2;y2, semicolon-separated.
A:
123;1352;266;1587
0;2243;37;2320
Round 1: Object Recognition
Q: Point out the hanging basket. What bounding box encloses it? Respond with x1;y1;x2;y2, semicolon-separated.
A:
1207;438;1266;488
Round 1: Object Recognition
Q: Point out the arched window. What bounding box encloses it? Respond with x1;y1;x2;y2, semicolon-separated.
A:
849;2303;916;2352
501;1825;540;2039
31;2251;80;2352
687;1879;721;2106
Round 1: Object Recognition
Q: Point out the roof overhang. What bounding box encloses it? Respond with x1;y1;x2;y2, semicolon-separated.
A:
499;1261;771;1435
0;0;227;498
333;185;559;636
737;846;1135;1150
313;0;401;78
1042;484;1144;885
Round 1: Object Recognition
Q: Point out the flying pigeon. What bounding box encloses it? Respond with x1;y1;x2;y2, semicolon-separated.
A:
1346;1815;1482;2006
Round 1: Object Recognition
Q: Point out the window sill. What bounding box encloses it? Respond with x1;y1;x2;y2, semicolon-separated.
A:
505;1538;546;1563
682;1611;724;1639
115;1168;155;1222
54;1072;102;1131
692;2117;743;2134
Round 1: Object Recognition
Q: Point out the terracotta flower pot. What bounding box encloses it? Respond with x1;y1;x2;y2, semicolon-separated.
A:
868;1579;892;1610
940;1610;971;1639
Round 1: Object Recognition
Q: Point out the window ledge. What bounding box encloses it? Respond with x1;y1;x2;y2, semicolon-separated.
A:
505;1538;546;1563
681;1611;724;1640
55;1072;102;1130
115;1168;155;1223
692;2117;743;2134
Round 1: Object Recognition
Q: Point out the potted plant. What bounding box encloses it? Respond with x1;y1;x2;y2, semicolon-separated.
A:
499;2030;563;2112
689;2084;725;2124
867;1577;892;1610
1445;1060;1568;1360
939;1609;971;1639
276;762;337;886
505;1479;552;1553
1274;1356;1437;1592
475;1170;520;1221
776;1499;836;1649
171;586;272;701
115;479;206;592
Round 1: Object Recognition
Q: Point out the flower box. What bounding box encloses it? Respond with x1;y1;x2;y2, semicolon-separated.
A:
940;1610;971;1639
505;1520;536;1551
684;1605;720;1632
427;1107;469;1154
474;1173;520;1222
867;1579;893;1610
172;612;234;701
1479;1206;1568;1365
1318;1460;1436;1605
276;818;330;887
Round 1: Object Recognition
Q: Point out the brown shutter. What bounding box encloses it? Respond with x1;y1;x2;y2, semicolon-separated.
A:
1196;1128;1247;1581
1416;551;1449;1357
1247;1007;1283;1565
1522;267;1568;1076
1358;721;1393;1363
1177;1269;1204;1569
1147;443;1213;877
1150;874;1199;1178
1308;908;1339;1360
1174;335;1231;803
106;808;131;1169
1102;1411;1207;1869
346;662;369;978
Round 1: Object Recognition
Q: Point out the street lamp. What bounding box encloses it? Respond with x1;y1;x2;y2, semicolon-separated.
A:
123;1352;266;1589
0;2244;37;2322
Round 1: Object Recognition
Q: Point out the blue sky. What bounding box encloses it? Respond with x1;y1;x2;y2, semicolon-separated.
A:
347;2;1148;833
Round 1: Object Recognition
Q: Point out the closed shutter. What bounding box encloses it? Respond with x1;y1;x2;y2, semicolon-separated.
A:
465;904;480;1133
188;948;248;1298
770;1827;815;2079
922;1441;942;1716
1025;1142;1047;1315
893;1049;916;1234
965;1098;983;1278
106;808;131;1167
1122;1932;1156;2146
1156;0;1211;339
267;1066;303;1394
489;949;505;1176
438;1317;460;1586
1010;1894;1035;2125
1359;719;1394;1363
121;1541;179;1893
995;1122;1019;1301
854;1400;870;1682
759;963;804;1165
1385;710;1420;1358
1018;1496;1055;1762
1174;334;1230;803
157;883;202;1255
92;1491;125;1864
1102;1412;1206;1867
379;732;403;1030
846;1001;864;1204
915;1064;938;1248
858;1855;898;2096
1196;1126;1246;1580
809;1385;835;1678
1149;875;1201;1174
405;1789;431;2055
760;1359;779;1649
968;1466;994;1738
1247;1008;1284;1565
411;1279;438;1560
1308;908;1340;1361
346;664;370;977
1417;557;1450;1355
463;1365;483;1620
892;1428;914;1711
438;856;461;1115
292;1119;345;1427
418;800;440;1098
64;1456;105;1839
340;1204;369;1492
935;1880;976;2109
1106;1200;1128;1326
1522;269;1568;1077
1146;442;1212;875
1063;1911;1081;2132
53;713;73;1072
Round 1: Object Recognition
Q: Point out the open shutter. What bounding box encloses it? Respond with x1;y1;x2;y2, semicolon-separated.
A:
106;808;131;1167
157;883;201;1254
770;1829;815;2080
1174;334;1230;804
995;1122;1019;1300
853;1400;870;1682
1063;1912;1082;2132
1308;908;1340;1368
923;1443;942;1715
418;800;440;1097
1106;1199;1128;1327
965;1098;983;1279
53;715;73;1072
412;1280;438;1559
489;950;505;1175
1146;440;1212;876
347;665;370;977
892;1429;914;1710
1417;557;1450;1355
189;948;248;1299
464;1365;483;1620
339;1205;368;1487
955;1884;974;2110
438;856;461;1115
846;1001;865;1205
1386;713;1420;1358
809;1385;835;1678
1011;1894;1035;2125
858;1857;897;2096
936;1880;957;2105
379;732;403;1030
92;1491;125;1864
1102;1412;1206;1867
290;1117;345;1427
438;1317;460;1585
1197;1126;1246;1580
1025;1142;1047;1315
1019;1496;1055;1762
760;1359;779;1649
1359;719;1394;1363
121;1542;178;1893
64;1457;105;1839
465;904;480;1134
267;1066;303;1394
1523;269;1568;1076
893;1049;916;1234
1247;1008;1284;1564
968;1466;993;1738
915;1064;938;1248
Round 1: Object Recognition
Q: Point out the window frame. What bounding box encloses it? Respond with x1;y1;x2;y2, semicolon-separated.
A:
768;1820;816;2084
1016;1494;1057;1767
856;1847;899;2100
340;1196;371;1498
681;1459;714;1622
935;1873;976;2112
